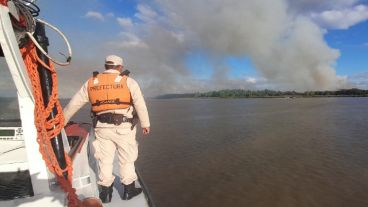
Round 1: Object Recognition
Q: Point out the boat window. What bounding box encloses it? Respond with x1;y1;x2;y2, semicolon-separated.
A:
0;58;33;200
0;57;21;127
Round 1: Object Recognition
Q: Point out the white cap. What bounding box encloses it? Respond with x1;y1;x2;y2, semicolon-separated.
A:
105;55;123;66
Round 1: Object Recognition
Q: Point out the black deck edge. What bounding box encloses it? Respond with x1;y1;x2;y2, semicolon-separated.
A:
0;119;22;127
136;168;157;207
0;119;21;122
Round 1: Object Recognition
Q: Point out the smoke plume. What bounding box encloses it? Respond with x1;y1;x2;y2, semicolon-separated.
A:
104;0;348;96
0;0;359;98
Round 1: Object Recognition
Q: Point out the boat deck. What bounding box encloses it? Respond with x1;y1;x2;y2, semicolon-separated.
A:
101;157;149;207
0;191;66;207
0;160;150;207
0;141;151;207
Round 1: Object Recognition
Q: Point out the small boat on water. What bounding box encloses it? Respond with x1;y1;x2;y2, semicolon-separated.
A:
0;0;154;206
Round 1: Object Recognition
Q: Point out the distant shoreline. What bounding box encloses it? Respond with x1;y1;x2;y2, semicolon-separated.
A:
155;95;368;99
156;88;368;99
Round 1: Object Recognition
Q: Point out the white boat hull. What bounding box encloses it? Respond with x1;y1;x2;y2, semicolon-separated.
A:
0;2;153;206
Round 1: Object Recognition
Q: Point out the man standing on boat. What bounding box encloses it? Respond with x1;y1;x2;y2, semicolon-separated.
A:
63;55;150;203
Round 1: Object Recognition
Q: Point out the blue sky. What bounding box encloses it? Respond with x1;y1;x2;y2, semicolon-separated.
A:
27;0;368;96
325;20;368;76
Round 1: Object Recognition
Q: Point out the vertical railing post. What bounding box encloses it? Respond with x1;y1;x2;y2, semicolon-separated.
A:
34;22;68;179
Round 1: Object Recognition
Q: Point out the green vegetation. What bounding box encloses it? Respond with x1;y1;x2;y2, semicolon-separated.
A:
156;88;368;99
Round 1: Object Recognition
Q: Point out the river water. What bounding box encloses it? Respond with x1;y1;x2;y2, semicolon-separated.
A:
2;97;368;207
138;98;368;207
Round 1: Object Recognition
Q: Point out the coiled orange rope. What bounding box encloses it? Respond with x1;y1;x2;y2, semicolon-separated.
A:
20;42;82;207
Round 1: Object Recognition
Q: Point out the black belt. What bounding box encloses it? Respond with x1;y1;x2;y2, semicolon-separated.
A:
97;113;133;126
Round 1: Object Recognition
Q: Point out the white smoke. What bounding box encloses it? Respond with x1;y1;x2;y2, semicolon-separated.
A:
11;0;359;98
105;0;349;95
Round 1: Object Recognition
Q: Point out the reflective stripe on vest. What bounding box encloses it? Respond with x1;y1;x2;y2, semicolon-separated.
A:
87;73;132;112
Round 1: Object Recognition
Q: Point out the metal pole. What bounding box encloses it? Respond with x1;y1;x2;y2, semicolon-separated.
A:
34;22;68;179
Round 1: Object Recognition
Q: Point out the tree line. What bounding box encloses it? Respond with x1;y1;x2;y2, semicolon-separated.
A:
156;88;368;99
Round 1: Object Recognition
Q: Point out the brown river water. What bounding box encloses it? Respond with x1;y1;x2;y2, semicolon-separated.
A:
1;97;368;207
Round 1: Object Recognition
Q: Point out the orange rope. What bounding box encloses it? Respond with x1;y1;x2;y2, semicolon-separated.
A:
20;43;83;207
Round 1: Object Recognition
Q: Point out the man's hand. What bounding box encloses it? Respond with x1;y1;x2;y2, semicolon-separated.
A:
142;127;150;135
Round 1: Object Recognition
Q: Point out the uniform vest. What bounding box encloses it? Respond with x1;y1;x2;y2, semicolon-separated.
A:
87;73;132;113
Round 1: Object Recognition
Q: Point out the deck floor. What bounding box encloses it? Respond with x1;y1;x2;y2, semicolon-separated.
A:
97;156;149;207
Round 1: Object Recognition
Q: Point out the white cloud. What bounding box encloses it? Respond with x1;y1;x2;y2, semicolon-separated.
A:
117;17;133;28
169;31;185;43
348;72;368;89
288;0;358;13
85;11;105;21
135;4;158;23
246;77;257;84
106;12;115;18
311;5;368;29
108;32;148;49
